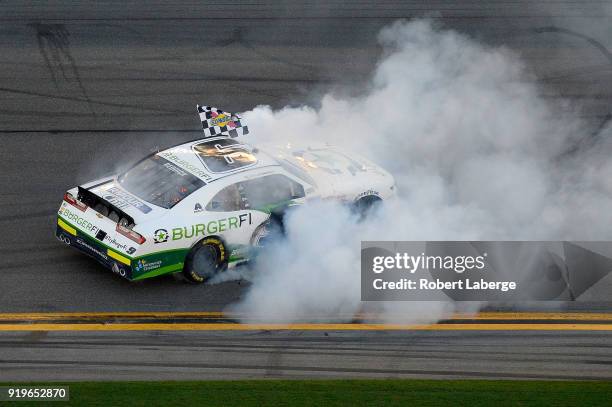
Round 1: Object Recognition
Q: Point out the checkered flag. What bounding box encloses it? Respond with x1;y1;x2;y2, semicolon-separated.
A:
197;105;249;138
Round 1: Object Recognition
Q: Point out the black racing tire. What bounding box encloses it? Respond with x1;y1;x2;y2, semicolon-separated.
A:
352;195;383;220
182;237;227;284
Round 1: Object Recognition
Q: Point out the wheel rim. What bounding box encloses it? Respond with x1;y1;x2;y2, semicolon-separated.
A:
192;245;219;279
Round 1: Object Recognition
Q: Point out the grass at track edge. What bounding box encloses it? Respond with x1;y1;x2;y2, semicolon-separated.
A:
2;379;611;406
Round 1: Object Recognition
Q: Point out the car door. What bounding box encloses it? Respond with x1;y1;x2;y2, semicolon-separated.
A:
202;172;306;262
202;181;264;262
237;173;306;248
238;173;306;214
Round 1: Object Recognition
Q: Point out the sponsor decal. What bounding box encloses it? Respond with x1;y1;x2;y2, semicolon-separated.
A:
59;208;136;254
105;186;152;214
75;237;109;260
194;203;203;213
356;189;380;200
58;207;99;235
158;150;211;180
209;112;237;128
171;213;252;241
104;194;129;210
104;235;130;252
153;228;169;244
134;258;163;273
163;162;187;176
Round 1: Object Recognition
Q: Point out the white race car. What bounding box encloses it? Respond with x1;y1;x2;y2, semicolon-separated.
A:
55;106;395;283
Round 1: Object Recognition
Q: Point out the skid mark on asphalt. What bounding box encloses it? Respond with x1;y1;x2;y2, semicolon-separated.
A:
28;22;95;116
0;86;185;114
534;25;612;146
0;358;610;381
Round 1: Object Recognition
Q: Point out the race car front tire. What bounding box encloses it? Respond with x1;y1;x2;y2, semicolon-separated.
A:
183;237;227;284
352;195;382;220
250;215;284;248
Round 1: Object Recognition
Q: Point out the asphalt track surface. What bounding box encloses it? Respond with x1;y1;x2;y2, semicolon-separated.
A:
1;312;612;381
0;1;612;381
2;330;612;381
1;0;611;313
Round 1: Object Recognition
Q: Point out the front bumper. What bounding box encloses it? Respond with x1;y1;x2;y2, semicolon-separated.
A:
56;219;134;280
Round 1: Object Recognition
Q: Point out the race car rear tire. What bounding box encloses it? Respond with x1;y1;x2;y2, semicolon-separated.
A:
183;237;227;284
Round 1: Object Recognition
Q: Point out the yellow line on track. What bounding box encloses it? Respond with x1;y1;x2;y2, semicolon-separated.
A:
1;323;612;331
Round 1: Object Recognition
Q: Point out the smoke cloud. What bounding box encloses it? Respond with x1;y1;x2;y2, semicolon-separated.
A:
226;20;612;323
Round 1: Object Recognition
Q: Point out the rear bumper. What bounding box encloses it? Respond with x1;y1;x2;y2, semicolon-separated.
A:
56;219;134;280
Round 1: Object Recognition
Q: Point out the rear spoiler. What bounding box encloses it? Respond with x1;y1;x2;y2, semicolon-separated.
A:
77;186;136;227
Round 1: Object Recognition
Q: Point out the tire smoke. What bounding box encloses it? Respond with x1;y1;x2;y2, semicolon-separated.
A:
227;20;612;323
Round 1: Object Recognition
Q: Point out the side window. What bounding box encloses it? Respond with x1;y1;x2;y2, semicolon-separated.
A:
240;174;305;210
205;184;245;212
278;158;317;187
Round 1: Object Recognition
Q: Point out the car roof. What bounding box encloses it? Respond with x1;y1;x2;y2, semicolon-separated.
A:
156;136;280;183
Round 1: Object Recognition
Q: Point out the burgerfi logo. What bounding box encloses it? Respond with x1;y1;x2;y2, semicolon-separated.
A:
171;213;252;241
59;207;99;234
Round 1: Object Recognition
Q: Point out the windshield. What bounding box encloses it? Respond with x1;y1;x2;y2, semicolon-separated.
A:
117;155;206;209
